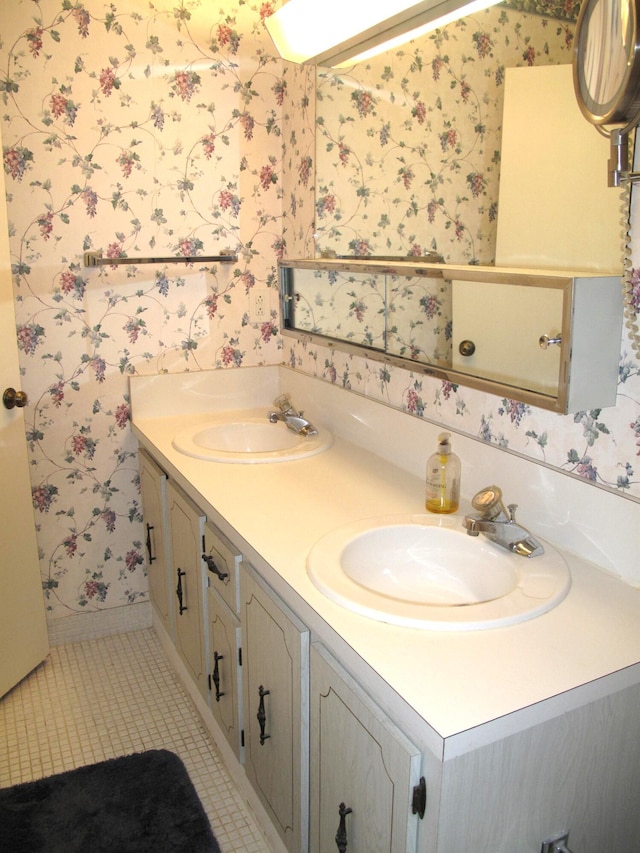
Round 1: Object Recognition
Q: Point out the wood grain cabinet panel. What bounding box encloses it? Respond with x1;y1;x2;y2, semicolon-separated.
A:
207;587;242;759
242;564;309;853
167;481;207;699
138;449;172;635
310;644;422;853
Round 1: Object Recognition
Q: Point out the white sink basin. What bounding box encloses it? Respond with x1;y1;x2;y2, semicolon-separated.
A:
172;411;332;463
307;514;571;630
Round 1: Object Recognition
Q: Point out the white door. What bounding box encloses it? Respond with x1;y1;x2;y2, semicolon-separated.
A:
0;129;49;698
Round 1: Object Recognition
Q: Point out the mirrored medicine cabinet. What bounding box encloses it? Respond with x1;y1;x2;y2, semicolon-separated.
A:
279;258;623;414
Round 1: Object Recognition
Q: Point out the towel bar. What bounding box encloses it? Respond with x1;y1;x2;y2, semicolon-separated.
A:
83;250;237;267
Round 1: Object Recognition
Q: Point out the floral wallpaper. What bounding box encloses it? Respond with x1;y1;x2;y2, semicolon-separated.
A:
0;0;284;621
281;61;315;258
313;5;574;263
1;0;639;630
287;266;452;365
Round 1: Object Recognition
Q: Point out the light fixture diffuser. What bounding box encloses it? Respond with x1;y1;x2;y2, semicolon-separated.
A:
265;0;503;67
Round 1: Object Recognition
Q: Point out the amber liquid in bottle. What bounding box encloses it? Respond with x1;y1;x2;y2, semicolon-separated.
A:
425;433;460;513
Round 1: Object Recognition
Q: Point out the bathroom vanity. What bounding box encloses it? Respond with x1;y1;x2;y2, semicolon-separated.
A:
131;365;640;853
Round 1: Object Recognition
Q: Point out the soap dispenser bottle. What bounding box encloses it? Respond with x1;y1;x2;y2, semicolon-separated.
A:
425;432;461;513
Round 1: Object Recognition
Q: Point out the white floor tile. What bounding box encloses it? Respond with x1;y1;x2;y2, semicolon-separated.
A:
0;628;272;852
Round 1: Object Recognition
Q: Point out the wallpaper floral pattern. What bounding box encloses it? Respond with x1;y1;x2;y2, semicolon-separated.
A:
312;5;574;262
0;0;284;620
1;0;639;627
287;266;452;365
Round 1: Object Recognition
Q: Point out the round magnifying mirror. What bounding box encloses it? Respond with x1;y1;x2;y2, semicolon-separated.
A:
574;0;640;126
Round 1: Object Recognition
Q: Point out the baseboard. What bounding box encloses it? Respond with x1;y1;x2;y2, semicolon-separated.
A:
47;601;153;646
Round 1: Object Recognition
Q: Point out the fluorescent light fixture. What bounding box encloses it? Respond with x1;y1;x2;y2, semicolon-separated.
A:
265;0;503;67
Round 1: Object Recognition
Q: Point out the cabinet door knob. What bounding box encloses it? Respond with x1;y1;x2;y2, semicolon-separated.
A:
335;802;353;853
257;685;271;745
458;339;476;357
539;333;562;349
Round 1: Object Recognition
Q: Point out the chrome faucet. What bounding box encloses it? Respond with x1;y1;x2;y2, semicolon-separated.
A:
462;486;544;558
267;394;318;437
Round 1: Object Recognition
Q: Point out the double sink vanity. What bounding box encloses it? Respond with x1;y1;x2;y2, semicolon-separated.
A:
130;364;640;853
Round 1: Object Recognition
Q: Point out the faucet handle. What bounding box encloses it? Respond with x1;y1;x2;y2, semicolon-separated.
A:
471;486;504;518
273;393;292;412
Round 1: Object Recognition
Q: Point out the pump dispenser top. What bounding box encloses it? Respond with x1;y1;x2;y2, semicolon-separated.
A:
425;432;461;514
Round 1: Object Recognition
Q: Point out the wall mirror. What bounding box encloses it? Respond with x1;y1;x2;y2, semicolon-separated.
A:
310;0;592;265
281;0;631;409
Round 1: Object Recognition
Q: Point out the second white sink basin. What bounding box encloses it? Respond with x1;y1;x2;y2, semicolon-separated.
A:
172;410;332;463
307;514;571;630
341;523;517;606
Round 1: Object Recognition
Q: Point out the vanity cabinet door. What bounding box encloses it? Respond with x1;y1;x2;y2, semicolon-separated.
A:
207;587;242;759
241;564;309;853
167;481;208;700
310;644;422;853
138;449;172;635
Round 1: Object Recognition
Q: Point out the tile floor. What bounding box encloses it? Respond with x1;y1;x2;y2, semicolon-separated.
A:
0;628;272;852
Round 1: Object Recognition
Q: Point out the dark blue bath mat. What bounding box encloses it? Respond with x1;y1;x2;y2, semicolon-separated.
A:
0;749;221;852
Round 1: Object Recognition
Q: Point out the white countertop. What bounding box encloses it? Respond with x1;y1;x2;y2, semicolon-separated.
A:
130;367;640;760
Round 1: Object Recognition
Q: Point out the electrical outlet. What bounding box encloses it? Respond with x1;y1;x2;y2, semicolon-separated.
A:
249;288;270;324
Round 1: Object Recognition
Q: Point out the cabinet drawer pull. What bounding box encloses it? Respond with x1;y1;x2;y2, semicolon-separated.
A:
176;568;187;615
202;553;229;582
335;802;353;853
145;523;156;564
257;685;270;745
212;651;225;702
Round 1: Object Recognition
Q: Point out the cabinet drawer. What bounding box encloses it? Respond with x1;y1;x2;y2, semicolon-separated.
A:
203;520;242;615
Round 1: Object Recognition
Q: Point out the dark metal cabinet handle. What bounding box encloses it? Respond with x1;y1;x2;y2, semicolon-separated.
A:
145;523;156;564
335;802;353;853
202;553;228;581
212;651;224;702
176;568;187;615
257;685;270;745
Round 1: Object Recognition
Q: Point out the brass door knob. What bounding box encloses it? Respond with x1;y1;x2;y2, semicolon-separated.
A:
3;387;28;410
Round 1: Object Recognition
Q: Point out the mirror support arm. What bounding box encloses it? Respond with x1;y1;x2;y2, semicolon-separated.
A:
608;129;640;186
